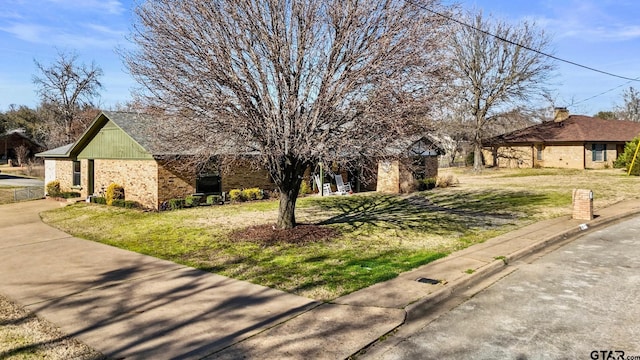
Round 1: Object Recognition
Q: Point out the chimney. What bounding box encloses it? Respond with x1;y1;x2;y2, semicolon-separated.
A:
554;107;569;122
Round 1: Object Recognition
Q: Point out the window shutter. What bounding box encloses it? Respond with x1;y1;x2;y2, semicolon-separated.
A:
592;144;596;162
604;144;607;161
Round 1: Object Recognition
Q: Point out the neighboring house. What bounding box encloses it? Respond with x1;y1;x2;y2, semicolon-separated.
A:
0;129;44;165
36;111;275;209
483;108;640;169
376;135;445;193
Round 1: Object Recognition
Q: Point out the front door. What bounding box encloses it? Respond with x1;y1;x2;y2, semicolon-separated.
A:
88;160;95;195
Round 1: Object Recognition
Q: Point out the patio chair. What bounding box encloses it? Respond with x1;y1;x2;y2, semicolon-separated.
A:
334;174;352;194
314;174;333;195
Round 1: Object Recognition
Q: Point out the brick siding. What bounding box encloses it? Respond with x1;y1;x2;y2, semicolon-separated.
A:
487;142;620;169
376;157;439;193
90;159;159;209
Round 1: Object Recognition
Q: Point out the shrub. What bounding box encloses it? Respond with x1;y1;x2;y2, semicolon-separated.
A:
60;191;81;199
91;196;107;205
112;199;126;208
436;174;459;188
265;189;279;199
229;189;244;202
168;198;185;210
46;180;61;197
614;137;640;175
185;195;202;207
242;187;263;201
105;183;125;206
124;200;141;209
417;177;437;191
299;180;312;195
206;194;222;205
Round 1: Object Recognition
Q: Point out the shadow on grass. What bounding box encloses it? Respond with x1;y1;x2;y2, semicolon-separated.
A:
309;189;558;234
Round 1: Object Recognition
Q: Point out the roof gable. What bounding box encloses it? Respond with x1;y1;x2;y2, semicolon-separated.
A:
36;111;199;159
76;119;153;160
385;135;445;156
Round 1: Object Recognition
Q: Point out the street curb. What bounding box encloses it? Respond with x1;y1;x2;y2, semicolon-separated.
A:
403;206;640;318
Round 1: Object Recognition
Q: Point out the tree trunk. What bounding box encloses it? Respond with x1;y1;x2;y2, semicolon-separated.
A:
473;139;483;172
275;159;304;229
277;187;299;229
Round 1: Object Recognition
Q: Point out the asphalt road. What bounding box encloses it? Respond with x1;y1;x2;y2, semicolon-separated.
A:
0;174;44;187
366;215;640;360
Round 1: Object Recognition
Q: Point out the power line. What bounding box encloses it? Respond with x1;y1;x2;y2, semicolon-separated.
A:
406;0;640;82
571;79;637;106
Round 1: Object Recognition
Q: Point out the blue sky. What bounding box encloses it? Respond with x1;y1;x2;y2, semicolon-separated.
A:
1;0;639;116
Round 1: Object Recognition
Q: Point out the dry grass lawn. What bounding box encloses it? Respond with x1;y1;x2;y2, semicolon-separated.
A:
0;295;104;359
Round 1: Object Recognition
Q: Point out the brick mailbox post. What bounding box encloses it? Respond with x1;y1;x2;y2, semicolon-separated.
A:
572;189;593;221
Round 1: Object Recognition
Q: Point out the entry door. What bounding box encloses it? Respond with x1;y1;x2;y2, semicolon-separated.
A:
88;160;95;195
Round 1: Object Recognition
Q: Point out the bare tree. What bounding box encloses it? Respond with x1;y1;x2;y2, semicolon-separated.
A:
14;145;29;167
33;51;103;147
125;0;452;228
618;86;640;122
448;11;555;171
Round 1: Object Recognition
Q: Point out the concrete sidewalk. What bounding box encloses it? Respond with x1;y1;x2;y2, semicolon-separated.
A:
2;199;640;359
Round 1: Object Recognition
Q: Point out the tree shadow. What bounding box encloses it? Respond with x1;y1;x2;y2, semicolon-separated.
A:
0;255;320;360
310;190;552;234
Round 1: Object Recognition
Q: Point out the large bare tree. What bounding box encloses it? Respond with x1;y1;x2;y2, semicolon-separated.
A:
448;11;555;171
33;51;103;147
125;0;452;228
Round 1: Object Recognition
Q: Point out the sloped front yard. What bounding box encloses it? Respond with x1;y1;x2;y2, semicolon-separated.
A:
40;168;640;301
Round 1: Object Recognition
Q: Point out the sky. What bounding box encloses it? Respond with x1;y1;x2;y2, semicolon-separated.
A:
0;0;639;116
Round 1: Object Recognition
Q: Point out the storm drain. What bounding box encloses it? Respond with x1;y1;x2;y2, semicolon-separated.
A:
415;277;441;285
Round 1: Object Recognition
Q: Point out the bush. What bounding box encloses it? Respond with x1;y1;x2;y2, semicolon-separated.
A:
242;187;263;201
436;174;459;188
614;137;640;175
299;180;312;195
124;200;141;209
264;189;279;199
105;183;125;206
417;177;437;191
229;189;244;202
60;191;81;199
91;196;107;205
206;194;222;205
185;195;202;207
46;180;61;197
112;199;126;208
168;198;185;210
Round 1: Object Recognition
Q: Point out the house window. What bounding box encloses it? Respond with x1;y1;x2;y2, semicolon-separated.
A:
592;144;607;162
73;161;81;186
536;145;543;161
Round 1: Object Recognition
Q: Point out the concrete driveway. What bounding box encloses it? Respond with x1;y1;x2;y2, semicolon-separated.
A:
0;173;44;187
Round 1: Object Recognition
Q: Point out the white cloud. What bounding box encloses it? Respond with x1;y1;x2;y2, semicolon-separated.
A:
83;23;126;38
0;23;50;43
46;0;125;15
0;21;124;49
531;0;640;42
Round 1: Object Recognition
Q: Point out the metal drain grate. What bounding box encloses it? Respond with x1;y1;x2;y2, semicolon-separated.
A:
415;277;440;285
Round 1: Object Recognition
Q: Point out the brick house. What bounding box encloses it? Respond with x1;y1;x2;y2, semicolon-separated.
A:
376;135;444;193
36;111;275;209
483;108;640;169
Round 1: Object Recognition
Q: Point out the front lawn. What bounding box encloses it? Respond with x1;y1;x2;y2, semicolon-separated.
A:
40;168;640;301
